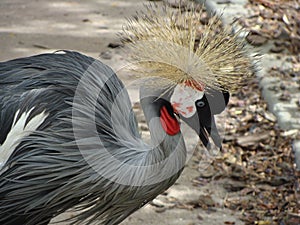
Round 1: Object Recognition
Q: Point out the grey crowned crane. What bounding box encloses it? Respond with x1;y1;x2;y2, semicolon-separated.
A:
0;4;253;225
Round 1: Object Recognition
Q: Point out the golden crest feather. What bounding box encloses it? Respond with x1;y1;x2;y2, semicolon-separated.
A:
121;3;254;92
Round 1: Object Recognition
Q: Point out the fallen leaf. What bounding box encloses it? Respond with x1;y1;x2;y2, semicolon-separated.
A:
254;220;271;225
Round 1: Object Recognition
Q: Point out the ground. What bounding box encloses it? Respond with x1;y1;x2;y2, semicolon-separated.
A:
0;0;298;224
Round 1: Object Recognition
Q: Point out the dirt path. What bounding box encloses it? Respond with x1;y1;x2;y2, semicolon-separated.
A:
0;0;244;224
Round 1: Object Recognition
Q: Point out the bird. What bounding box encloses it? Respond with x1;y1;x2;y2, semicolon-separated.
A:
0;3;253;225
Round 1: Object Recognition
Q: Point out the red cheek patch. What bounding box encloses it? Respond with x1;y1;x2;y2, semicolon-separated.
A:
160;106;180;136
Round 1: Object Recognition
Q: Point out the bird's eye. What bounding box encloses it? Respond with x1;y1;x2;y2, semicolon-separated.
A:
196;100;205;108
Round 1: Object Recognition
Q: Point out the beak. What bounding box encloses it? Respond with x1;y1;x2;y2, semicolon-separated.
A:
180;105;222;150
180;90;229;150
198;114;222;150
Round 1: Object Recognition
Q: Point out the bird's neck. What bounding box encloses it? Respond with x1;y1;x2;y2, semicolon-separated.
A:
139;86;186;162
137;94;187;186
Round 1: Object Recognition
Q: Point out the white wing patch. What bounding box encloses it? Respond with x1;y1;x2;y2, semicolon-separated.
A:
0;107;48;171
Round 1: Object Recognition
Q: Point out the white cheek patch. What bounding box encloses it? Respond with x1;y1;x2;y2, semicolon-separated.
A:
170;84;204;118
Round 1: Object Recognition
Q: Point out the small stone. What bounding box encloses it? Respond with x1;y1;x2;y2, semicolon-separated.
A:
108;42;123;48
268;85;279;92
279;91;291;101
246;31;268;46
280;83;286;90
274;27;290;40
99;51;112;60
197;214;204;220
98;26;109;30
139;124;149;131
217;0;231;4
291;36;300;54
270;45;285;53
164;0;188;8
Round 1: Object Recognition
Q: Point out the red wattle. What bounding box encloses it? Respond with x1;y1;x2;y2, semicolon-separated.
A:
160;106;180;136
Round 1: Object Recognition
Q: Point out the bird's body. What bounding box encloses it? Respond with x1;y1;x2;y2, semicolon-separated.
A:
0;51;185;224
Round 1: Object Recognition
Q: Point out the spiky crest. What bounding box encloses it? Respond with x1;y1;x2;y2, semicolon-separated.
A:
121;3;253;92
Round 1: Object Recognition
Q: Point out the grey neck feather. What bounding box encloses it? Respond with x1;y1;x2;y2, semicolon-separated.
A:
139;84;187;165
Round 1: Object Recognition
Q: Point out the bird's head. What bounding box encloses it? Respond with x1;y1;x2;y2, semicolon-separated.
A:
139;78;229;150
171;82;230;149
122;3;254;150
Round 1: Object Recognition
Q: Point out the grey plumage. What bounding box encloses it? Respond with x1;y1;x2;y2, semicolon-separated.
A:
0;51;186;225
